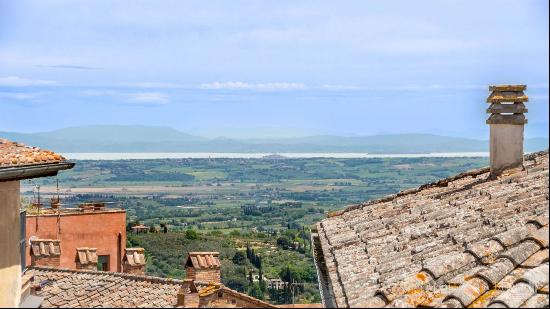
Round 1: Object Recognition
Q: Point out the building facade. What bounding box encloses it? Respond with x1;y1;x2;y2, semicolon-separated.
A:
0;139;74;307
26;208;127;272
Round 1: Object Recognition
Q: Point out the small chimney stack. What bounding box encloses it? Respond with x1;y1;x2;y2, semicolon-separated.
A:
75;247;98;270
176;279;200;307
184;252;221;283
30;239;61;267
486;85;529;177
122;248;146;275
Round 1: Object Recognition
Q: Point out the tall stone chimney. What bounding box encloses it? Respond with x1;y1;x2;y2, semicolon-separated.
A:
486;85;529;177
184;252;221;283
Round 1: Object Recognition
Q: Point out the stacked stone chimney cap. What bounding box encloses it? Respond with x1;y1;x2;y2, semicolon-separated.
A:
486;84;529;125
487;84;528;103
488;84;526;92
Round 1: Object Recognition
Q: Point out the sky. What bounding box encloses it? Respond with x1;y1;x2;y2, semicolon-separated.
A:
0;0;548;138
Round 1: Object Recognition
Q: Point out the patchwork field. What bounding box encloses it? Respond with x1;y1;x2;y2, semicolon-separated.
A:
22;156;488;304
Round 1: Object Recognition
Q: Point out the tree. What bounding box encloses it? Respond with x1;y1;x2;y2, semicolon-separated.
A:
232;251;246;265
258;261;266;293
185;228;199;240
276;236;291;249
248;283;264;300
246;243;251;260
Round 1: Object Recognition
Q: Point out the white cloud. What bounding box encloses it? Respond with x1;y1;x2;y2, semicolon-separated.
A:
0;76;58;87
0;92;35;100
81;89;169;104
130;92;169;104
321;84;361;90
119;82;183;89
200;81;306;91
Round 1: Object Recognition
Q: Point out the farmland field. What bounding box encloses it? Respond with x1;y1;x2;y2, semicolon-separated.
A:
22;156;488;304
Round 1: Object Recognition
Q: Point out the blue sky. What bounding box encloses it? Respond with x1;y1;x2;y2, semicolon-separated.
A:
0;0;548;138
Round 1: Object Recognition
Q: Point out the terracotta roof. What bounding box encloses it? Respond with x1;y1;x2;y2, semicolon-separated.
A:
0;138;66;168
27;266;275;308
76;248;98;265
186;252;221;269
30;240;61;257
123;248;146;266
313;150;549;308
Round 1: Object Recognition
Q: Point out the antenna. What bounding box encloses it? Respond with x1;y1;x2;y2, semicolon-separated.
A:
35;184;41;232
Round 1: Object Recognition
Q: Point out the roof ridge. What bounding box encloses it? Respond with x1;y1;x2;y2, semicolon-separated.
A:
29;266;187;285
328;150;549;218
220;286;276;307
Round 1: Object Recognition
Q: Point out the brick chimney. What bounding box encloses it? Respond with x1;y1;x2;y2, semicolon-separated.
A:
486;85;529;177
176;279;200;307
75;247;98;270
122;248;146;275
184;252;221;283
30;239;61;267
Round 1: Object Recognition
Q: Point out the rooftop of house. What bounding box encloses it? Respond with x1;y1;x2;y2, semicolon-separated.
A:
25;204;126;217
0;138;74;181
131;225;149;229
28;266;275;308
313;150;549;308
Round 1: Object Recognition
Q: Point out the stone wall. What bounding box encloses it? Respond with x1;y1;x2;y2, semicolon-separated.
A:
123;265;144;275
186;267;221;283
76;261;97;270
32;255;61;267
0;180;21;307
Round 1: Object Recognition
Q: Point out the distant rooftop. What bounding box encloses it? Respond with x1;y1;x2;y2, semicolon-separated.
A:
25;202;125;217
28;266;275;308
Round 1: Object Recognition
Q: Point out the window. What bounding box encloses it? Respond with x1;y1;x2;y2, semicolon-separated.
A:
98;255;110;271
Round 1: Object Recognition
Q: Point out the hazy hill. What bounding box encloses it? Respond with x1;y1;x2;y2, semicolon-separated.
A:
1;126;548;153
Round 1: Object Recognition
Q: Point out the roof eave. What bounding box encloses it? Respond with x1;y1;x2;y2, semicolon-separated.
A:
0;162;75;182
311;228;337;308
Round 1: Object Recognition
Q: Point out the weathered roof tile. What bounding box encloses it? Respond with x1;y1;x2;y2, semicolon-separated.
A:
313;151;549;308
0;139;66;167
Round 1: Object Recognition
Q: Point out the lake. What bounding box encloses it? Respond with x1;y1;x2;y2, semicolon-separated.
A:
61;152;490;160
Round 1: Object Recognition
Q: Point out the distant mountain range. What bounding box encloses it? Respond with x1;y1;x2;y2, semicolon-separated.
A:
1;125;548;154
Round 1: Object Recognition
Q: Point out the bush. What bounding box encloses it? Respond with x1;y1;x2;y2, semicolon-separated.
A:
232;251;246;265
185;229;199;240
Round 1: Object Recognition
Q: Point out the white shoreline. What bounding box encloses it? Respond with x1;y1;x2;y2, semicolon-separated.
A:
61;152;490;160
